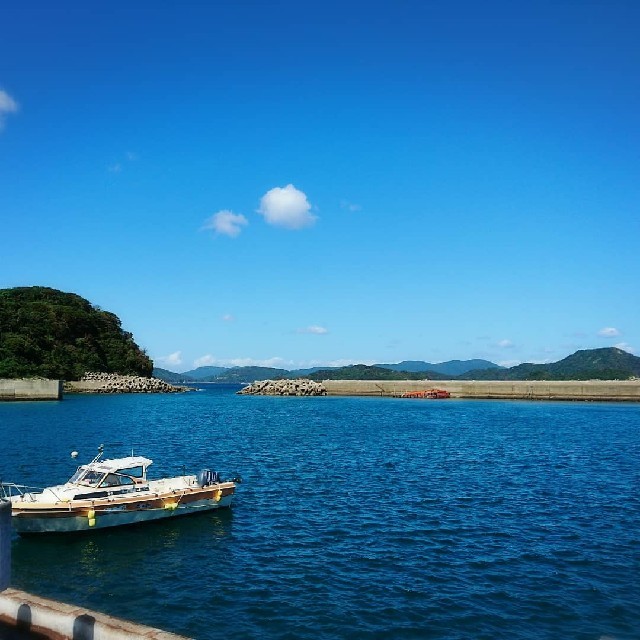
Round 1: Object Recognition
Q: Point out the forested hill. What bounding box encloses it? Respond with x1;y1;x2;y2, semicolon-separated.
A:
306;364;442;381
0;286;152;380
458;348;640;381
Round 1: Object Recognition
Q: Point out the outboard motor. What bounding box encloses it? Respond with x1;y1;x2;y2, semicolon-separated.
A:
197;469;220;487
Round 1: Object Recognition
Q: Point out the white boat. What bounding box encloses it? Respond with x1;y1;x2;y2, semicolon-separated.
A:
1;447;238;534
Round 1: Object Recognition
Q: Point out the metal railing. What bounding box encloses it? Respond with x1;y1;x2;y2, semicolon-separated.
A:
0;483;42;502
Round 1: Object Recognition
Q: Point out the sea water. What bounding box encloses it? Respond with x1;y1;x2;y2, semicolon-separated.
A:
0;386;639;639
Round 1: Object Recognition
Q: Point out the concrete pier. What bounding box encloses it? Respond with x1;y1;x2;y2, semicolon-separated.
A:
323;379;640;402
0;380;62;401
0;589;192;639
0;501;10;592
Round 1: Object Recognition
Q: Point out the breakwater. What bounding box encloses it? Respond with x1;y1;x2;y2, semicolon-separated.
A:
322;379;640;401
0;379;62;401
65;372;187;394
238;379;327;396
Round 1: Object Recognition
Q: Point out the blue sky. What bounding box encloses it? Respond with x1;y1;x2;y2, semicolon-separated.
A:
1;1;638;372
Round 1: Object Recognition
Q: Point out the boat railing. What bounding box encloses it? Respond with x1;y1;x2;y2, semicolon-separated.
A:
0;482;44;502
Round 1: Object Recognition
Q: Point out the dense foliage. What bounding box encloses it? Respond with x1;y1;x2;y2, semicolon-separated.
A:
0;287;153;380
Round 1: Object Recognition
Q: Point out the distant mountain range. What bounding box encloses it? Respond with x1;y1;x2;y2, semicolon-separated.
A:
375;359;499;376
153;358;501;383
152;349;640;383
456;347;640;381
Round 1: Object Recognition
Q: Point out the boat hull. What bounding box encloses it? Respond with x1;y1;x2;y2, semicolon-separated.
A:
11;483;235;534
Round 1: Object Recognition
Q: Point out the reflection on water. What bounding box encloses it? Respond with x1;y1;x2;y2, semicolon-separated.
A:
13;509;234;597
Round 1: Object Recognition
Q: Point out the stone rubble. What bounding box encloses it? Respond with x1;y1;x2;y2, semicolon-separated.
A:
66;372;188;394
237;378;327;396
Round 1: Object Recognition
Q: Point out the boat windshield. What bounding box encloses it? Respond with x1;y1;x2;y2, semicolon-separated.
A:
68;467;105;487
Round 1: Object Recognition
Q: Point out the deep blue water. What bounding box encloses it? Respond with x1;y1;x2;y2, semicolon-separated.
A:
1;387;639;639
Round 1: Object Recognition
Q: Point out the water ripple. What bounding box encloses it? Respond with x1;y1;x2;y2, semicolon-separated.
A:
1;391;639;639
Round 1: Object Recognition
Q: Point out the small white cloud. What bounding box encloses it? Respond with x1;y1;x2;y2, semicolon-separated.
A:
156;351;183;367
0;89;18;131
340;199;362;212
498;359;521;368
222;314;235;322
614;342;635;354
497;339;514;348
258;184;316;230
598;327;621;338
202;210;249;238
125;151;138;161
297;325;329;335
108;163;122;173
194;354;216;367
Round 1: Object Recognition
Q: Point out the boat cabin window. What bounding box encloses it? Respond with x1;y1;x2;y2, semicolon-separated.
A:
69;463;147;487
69;467;85;484
76;470;104;487
100;474;122;487
99;473;135;487
119;466;145;478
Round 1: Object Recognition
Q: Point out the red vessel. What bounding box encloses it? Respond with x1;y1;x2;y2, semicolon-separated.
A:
401;389;451;399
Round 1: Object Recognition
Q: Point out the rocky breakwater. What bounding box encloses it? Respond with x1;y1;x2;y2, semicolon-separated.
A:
237;379;327;396
65;372;188;394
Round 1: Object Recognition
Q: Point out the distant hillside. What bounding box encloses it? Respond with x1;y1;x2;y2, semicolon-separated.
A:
459;348;640;381
180;365;229;380
376;359;501;376
288;366;339;377
307;364;440;381
152;367;196;383
153;348;639;384
212;366;290;383
0;286;153;380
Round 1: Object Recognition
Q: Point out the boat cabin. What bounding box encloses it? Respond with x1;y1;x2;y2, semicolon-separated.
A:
68;456;152;489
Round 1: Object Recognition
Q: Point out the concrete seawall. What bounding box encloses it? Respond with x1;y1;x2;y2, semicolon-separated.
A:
0;380;62;401
0;588;191;639
323;379;640;402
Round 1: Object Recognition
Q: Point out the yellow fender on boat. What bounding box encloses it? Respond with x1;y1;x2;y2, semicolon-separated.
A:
87;508;96;527
164;501;179;510
214;490;223;502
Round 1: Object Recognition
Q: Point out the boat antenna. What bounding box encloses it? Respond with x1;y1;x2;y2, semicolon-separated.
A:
88;444;104;465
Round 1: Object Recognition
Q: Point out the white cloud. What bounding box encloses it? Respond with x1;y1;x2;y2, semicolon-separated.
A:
258;184;316;229
0;89;18;131
125;151;138;161
202;210;248;238
340;199;362;212
614;342;635;354
498;359;521;368
314;358;376;367
222;314;235;322
108;163;122;173
156;351;183;367
194;354;217;367
297;325;329;335
598;327;620;338
497;339;514;348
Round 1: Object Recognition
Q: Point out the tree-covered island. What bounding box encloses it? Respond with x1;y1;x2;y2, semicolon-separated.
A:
0;286;152;380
